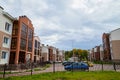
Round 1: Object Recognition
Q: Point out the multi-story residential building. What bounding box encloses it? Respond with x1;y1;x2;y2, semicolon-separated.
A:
9;15;34;64
58;50;64;62
34;36;41;63
56;48;59;61
91;48;95;61
109;28;120;60
52;47;57;62
48;46;53;62
102;33;111;60
88;49;92;61
94;46;100;61
48;46;57;62
41;44;49;62
0;6;14;65
100;44;104;61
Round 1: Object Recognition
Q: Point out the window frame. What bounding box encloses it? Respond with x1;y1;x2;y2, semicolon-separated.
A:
5;22;11;32
1;51;7;59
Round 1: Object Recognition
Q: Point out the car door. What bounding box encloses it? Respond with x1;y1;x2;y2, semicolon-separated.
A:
73;63;78;69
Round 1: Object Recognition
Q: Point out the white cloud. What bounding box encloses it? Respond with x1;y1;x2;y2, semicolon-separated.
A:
70;0;95;14
69;0;120;22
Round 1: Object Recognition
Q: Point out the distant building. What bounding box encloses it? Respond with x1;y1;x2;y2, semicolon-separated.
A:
109;28;120;60
102;33;111;60
48;46;57;62
52;47;57;62
0;6;14;64
56;48;59;61
91;48;95;60
9;16;34;64
88;49;92;61
48;46;54;62
94;46;100;61
68;57;78;62
100;44;104;61
58;50;65;62
41;44;49;62
33;36;41;63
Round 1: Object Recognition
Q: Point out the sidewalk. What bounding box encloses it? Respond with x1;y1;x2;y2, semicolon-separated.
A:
0;65;53;78
0;64;65;78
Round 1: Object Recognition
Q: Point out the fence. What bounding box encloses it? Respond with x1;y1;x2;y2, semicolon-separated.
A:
0;62;48;78
0;61;120;79
89;60;120;71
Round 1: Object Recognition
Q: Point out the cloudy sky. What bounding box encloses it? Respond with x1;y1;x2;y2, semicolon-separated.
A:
0;0;120;50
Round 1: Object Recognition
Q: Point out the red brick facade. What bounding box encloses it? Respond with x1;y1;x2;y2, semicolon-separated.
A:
102;33;111;60
9;16;34;64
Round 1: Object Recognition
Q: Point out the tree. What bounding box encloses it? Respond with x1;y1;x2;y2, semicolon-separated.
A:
65;49;88;61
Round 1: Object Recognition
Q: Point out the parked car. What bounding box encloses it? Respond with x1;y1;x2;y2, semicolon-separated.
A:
62;61;67;65
87;61;94;67
64;62;89;71
83;61;94;67
63;62;73;66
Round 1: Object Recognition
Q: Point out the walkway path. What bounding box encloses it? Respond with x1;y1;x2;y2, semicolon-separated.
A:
0;63;64;78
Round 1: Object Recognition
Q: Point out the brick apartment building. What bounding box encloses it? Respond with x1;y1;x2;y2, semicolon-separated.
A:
102;33;111;60
48;46;53;62
0;6;14;64
94;46;100;61
9;16;34;64
90;48;95;61
48;46;57;62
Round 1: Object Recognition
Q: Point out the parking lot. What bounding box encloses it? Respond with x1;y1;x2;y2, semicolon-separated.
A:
54;63;120;71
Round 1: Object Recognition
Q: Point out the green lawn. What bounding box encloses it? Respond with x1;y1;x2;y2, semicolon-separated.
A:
0;71;120;80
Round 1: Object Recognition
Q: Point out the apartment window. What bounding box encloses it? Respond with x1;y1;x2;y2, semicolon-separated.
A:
4;37;9;44
21;23;27;39
35;40;37;48
20;39;26;50
11;38;17;49
5;22;11;32
1;51;7;59
12;24;18;36
38;42;40;48
28;28;33;40
28;41;32;52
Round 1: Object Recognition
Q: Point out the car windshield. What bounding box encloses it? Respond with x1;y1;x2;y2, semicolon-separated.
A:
78;62;88;66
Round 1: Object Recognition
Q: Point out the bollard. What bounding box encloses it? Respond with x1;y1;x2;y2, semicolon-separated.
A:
3;64;7;78
31;62;33;75
113;63;116;71
53;61;55;73
101;61;103;71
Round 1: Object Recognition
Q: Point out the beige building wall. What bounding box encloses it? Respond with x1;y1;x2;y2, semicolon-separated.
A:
111;40;120;60
33;36;41;63
110;28;120;60
41;45;49;61
41;53;48;62
0;6;14;64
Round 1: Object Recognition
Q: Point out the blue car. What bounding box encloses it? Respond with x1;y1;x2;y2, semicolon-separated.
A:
64;62;89;71
63;62;73;66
